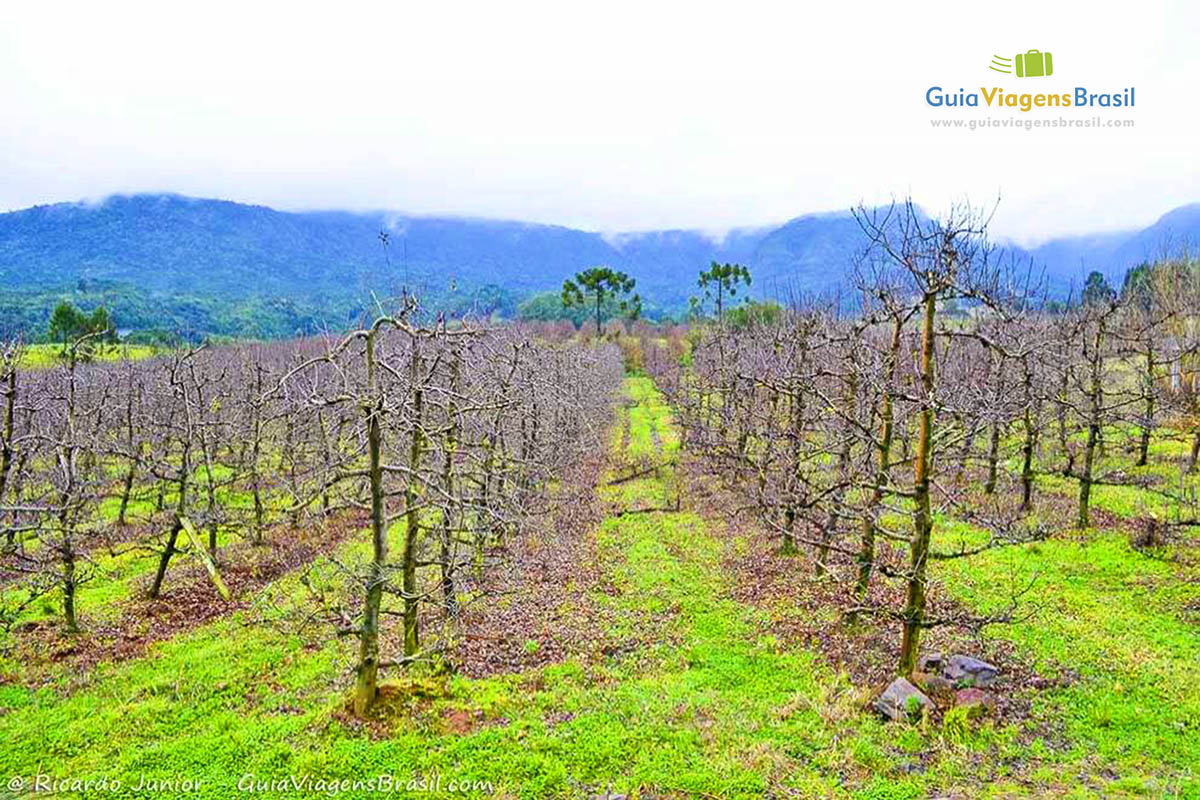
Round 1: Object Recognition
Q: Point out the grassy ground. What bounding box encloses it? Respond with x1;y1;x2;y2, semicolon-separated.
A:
0;475;267;637
939;526;1200;796
0;376;1196;798
17;343;160;369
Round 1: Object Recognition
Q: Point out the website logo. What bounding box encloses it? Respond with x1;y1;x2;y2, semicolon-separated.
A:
926;48;1135;119
990;50;1054;78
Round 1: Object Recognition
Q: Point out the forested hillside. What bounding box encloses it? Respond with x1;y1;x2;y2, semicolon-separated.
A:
1;193;1197;339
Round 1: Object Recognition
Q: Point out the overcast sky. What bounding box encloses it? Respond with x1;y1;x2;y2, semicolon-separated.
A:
1;0;1196;244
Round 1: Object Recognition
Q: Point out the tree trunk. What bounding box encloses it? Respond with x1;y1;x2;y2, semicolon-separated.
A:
439;347;461;618
899;292;936;676
402;345;426;658
61;536;78;633
117;461;136;526
0;368;16;553
0;369;16;511
1078;421;1098;529
117;386;138;526
1137;347;1154;467
1019;356;1036;511
203;459;218;557
951;411;970;487
782;381;806;554
284;417;299;529
817;371;856;576
149;442;190;599
1058;369;1072;476
758;388;779;510
984;354;1004;495
251;366;266;543
317;409;333;516
1077;323;1104;529
984;420;1002;494
149;516;181;599
851;317;900;623
6;451;28;553
355;330;387;716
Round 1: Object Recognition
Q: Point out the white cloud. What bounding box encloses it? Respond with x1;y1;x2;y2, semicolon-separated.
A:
0;0;1195;242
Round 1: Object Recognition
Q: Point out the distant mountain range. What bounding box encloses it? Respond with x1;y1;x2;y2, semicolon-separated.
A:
1;193;1197;337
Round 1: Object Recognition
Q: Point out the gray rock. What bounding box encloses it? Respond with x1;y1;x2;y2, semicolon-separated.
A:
874;677;933;722
911;670;954;696
917;652;945;673
944;654;999;687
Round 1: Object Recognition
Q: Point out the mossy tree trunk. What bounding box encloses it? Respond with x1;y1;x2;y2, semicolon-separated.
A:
851;316;901;623
899;291;937;676
401;341;426;658
355;328;387;716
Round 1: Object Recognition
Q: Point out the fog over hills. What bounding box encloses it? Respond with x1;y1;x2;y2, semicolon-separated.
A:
1;193;1196;336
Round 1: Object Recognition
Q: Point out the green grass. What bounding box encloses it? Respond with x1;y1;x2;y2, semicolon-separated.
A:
0;377;1197;798
18;343;160;369
0;378;893;798
0;468;311;638
936;517;1200;796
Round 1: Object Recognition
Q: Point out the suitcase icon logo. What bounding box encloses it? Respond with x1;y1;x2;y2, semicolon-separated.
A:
989;50;1054;78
